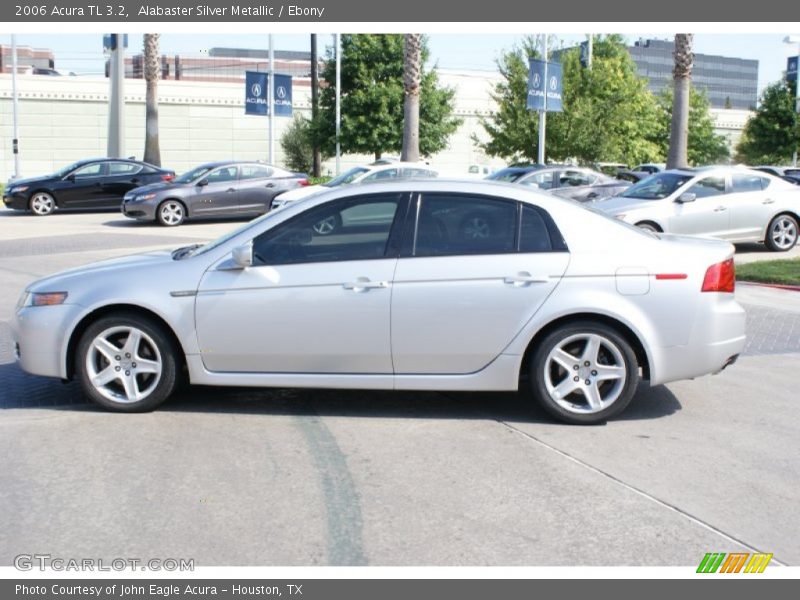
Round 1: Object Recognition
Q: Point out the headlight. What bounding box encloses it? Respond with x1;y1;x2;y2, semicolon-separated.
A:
10;185;29;194
28;292;69;307
137;193;157;201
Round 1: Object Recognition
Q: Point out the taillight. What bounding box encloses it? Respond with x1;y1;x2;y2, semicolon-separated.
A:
701;258;735;293
297;179;309;186
162;173;175;182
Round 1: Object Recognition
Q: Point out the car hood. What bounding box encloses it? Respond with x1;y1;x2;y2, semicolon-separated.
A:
6;174;55;188
275;185;328;202
593;195;662;214
127;181;176;195
27;249;176;292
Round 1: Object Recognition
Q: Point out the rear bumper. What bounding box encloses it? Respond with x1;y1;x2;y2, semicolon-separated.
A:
650;293;746;385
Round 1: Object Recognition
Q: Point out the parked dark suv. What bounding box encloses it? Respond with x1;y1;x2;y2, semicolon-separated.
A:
3;158;175;215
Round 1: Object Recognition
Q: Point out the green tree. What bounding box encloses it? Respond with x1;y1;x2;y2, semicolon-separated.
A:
314;34;461;160
281;114;327;174
667;34;694;169
735;81;799;165
653;87;729;165
476;35;661;165
143;33;161;166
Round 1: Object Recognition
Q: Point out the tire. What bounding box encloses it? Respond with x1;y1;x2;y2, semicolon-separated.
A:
157;200;186;227
312;213;342;236
764;213;799;252
29;192;56;216
530;321;639;425
635;221;661;233
75;313;179;412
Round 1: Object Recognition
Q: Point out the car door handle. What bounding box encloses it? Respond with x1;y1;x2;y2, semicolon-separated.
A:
762;198;774;205
503;272;549;286
343;278;389;292
714;206;728;212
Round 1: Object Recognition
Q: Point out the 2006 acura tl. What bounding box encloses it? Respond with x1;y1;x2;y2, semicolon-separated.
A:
11;180;746;424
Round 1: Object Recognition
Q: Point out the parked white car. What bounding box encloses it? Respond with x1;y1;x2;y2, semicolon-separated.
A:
12;180;745;424
271;162;438;210
596;167;800;251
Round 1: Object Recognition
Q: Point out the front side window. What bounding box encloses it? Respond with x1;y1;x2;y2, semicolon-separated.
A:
520;170;555;190
252;194;402;266
72;163;104;178
687;176;726;198
362;168;400;182
559;170;596;187
206;166;238;183
414;194;517;257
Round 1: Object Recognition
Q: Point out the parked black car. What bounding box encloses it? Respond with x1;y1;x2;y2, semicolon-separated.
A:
3;158;175;216
121;161;309;226
487;165;630;202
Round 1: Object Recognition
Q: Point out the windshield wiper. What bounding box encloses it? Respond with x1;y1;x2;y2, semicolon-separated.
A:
171;243;203;260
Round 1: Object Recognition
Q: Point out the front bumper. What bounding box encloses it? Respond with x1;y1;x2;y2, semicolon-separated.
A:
3;192;29;210
121;200;157;220
11;304;84;379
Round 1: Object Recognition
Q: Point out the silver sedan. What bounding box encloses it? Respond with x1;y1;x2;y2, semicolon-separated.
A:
597;167;800;251
11;180;745;424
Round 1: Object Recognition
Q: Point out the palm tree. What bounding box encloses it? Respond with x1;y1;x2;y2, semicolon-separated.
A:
143;33;161;166
667;34;693;169
401;34;423;162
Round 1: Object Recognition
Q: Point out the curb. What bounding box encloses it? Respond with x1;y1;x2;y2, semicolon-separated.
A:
737;281;800;292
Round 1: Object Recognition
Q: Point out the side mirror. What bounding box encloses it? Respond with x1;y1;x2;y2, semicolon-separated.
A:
676;192;696;204
66;174;76;183
231;243;253;269
197;178;209;187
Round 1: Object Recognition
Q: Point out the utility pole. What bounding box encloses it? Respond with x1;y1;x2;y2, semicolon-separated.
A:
11;34;20;179
311;34;321;177
335;33;341;175
537;35;548;165
107;34;125;158
268;34;275;165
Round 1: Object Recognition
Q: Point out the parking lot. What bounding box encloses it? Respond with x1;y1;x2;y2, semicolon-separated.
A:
1;207;799;567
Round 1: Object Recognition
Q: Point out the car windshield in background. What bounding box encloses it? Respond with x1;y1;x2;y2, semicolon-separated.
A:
174;166;213;184
324;167;370;187
619;172;694;200
486;169;531;183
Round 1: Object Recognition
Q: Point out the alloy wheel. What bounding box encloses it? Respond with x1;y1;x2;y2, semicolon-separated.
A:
159;201;185;226
770;216;798;250
30;193;55;216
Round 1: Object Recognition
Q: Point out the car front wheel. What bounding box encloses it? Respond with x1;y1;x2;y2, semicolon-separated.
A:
157;200;186;227
29;192;56;216
765;214;798;252
75;313;179;411
530;321;639;424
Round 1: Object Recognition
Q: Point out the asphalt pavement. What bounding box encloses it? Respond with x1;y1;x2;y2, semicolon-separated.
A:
1;209;798;567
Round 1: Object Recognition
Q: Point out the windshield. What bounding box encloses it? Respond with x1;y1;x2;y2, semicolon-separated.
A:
324;167;370;187
619;172;693;200
486;168;532;183
174;165;214;184
184;209;285;259
53;161;85;178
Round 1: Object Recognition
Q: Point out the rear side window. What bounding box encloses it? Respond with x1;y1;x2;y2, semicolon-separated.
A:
240;165;274;180
519;205;553;252
732;173;768;192
414;194;517;257
108;162;142;175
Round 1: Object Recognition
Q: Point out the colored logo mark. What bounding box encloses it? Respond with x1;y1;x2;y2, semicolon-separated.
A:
697;552;773;573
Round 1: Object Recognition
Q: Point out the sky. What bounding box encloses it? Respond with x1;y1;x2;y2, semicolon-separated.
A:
4;32;799;96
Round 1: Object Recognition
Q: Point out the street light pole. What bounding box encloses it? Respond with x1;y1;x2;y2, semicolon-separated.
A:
785;35;800;167
269;34;275;165
11;34;21;179
335;33;341;175
537;35;548;165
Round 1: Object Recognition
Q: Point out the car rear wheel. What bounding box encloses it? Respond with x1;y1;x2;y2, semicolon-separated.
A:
75;313;179;412
29;192;55;216
765;214;798;252
157;200;186;227
530;321;639;424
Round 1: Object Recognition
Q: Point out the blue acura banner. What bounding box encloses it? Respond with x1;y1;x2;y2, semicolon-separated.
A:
273;74;293;117
527;59;563;113
788;56;798;83
245;71;268;115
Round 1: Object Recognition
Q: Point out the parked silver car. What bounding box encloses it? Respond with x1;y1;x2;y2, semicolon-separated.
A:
12;180;745;424
597;167;800;251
